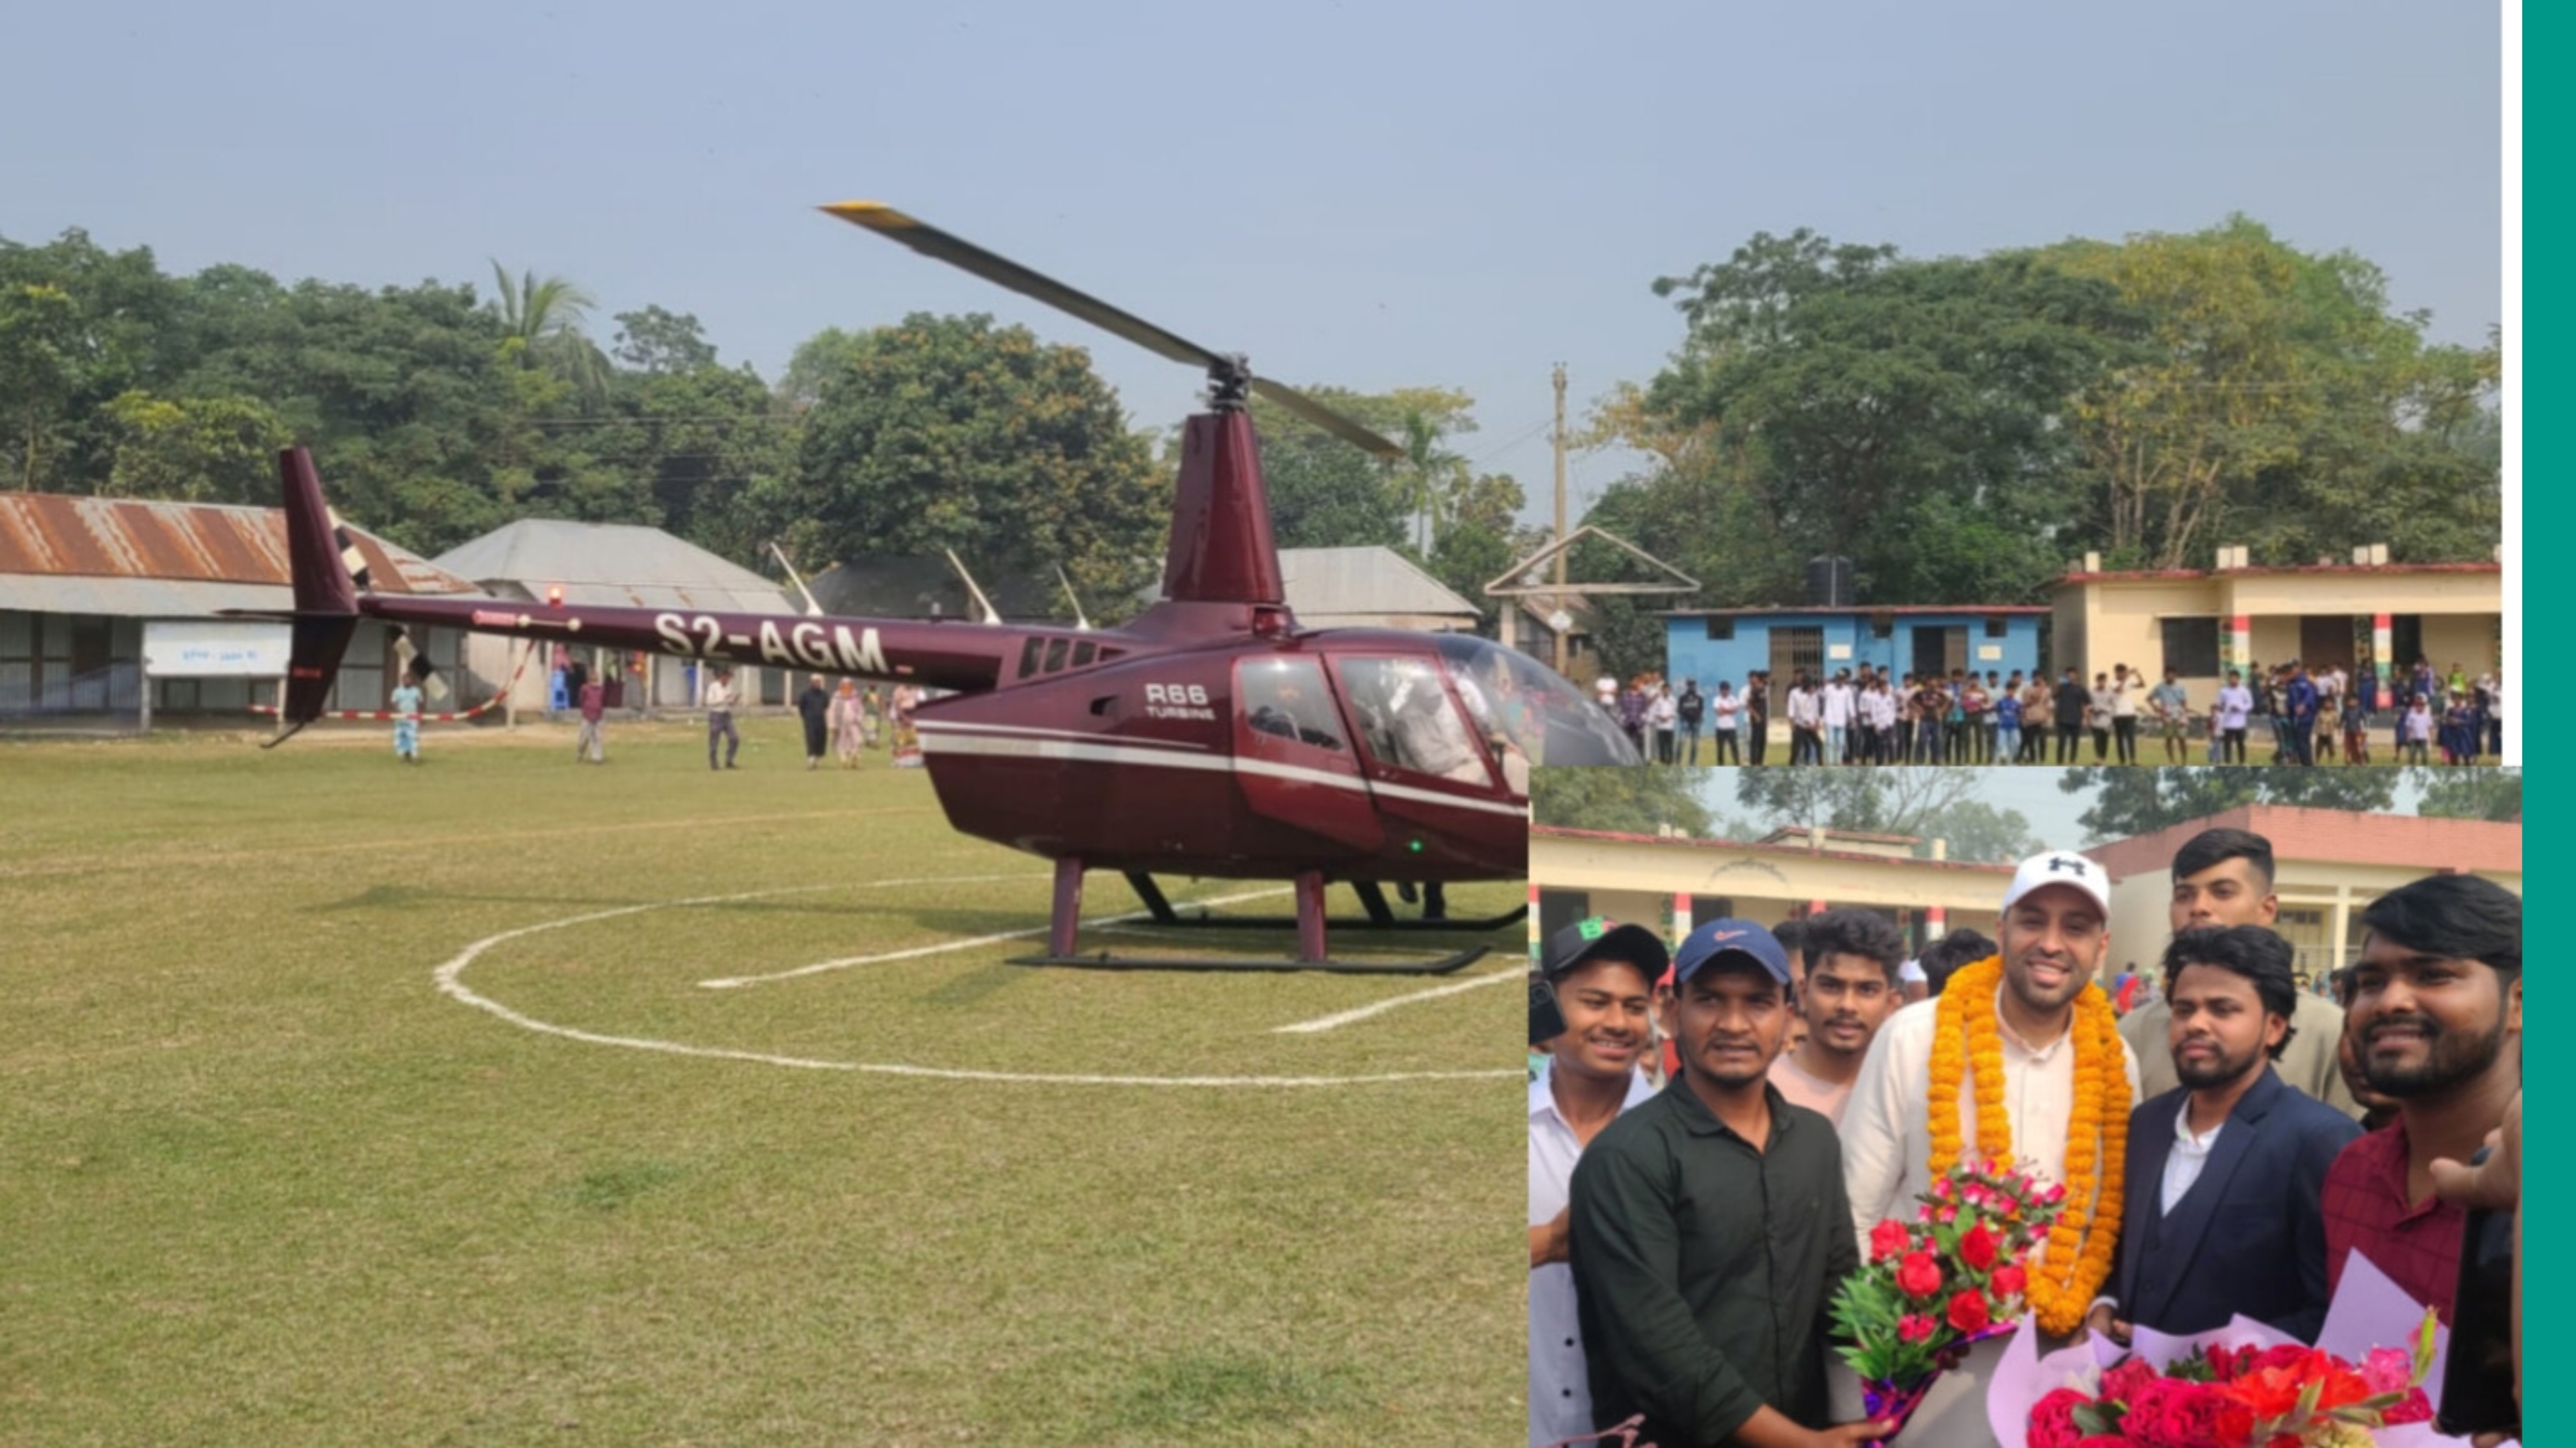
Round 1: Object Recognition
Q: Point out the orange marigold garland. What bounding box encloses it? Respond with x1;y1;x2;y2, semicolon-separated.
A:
1925;954;2129;1337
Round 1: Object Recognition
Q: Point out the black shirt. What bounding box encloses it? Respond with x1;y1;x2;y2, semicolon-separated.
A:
1568;1077;1857;1447
2053;678;2090;727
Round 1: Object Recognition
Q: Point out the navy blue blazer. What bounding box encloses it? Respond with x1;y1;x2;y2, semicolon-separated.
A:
2106;1066;2364;1343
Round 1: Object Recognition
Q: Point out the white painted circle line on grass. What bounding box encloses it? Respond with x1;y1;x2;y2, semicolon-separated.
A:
1269;967;1523;1034
431;877;1517;1088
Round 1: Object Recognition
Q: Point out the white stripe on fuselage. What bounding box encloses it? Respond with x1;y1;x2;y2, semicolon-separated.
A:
911;720;1208;752
915;728;1528;819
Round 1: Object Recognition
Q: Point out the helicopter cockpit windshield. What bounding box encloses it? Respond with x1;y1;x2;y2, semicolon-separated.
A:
1431;634;1640;772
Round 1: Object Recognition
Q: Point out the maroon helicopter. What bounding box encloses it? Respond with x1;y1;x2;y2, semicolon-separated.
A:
261;202;1638;972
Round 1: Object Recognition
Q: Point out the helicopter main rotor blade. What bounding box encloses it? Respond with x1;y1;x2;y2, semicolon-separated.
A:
821;201;1400;458
1245;376;1402;459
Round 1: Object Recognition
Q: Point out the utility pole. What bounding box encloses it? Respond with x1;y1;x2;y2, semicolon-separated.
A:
1551;363;1569;677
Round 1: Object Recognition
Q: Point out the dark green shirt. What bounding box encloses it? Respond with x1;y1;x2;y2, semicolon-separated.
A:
1568;1077;1857;1447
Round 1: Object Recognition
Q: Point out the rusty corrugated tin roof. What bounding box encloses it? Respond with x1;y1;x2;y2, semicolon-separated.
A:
0;494;475;596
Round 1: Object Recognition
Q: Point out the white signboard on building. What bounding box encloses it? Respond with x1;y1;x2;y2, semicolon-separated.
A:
144;620;293;678
1977;643;2004;662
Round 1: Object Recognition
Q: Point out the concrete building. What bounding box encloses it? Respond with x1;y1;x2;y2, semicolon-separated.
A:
2083;805;2523;988
2048;556;2502;707
1662;607;2046;692
0;492;478;727
1527;824;2012;962
431;520;799;716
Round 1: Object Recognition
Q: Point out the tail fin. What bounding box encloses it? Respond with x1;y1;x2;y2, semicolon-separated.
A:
274;447;360;737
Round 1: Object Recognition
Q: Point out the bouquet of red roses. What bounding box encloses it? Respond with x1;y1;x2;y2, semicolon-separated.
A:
1829;1155;2066;1441
2024;1317;2439;1447
1986;1251;2465;1448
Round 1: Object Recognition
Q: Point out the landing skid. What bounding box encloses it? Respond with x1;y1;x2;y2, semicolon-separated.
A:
1117;873;1530;934
1001;863;1515;975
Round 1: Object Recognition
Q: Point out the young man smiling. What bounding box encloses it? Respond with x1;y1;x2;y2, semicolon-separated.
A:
1841;851;2142;1348
1568;920;1889;1448
2089;926;2362;1346
1528;917;1667;1448
2118;829;2360;1118
1768;907;1905;1126
2323;874;2522;1324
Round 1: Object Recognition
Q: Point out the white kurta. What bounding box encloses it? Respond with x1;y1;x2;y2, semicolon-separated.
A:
1839;992;2142;1253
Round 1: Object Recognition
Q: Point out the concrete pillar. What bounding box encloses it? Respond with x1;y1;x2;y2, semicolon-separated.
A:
1672;892;1694;948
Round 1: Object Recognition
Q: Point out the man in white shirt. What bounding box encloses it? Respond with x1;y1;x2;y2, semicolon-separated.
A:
1648;683;1679;765
2109;664;2140;765
1786;676;1822;766
1529;918;1667;1448
704;665;741;770
1821;670;1855;766
2215;670;2254;764
1841;851;2142;1339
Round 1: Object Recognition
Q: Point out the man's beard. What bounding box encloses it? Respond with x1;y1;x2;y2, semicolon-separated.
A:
2362;1011;2508;1098
2174;1036;2266;1092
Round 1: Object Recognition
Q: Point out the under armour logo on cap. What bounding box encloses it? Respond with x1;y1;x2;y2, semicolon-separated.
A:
2003;848;2112;918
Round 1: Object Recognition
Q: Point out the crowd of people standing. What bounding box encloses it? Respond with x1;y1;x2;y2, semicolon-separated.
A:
1591;655;2502;768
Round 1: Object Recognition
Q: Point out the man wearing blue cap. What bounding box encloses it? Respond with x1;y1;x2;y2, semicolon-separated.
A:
1567;920;1891;1448
1529;916;1667;1448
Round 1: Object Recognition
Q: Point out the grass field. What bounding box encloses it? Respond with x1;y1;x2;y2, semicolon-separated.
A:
1;716;1526;1447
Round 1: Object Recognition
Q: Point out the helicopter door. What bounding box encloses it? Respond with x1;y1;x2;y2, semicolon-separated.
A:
1231;655;1383;852
1330;656;1508;800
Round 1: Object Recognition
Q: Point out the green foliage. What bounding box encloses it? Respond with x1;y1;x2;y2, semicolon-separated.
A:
2058;766;2400;841
1528;768;1713;836
99;391;291;503
776;313;1165;610
2411;768;2520;822
1728;769;2031;858
1609;218;2500;612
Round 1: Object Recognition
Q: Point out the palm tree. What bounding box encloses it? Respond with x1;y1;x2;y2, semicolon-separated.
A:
1390;408;1466;555
489;262;611;402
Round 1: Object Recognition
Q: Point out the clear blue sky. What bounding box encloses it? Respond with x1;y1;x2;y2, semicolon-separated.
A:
0;0;2501;524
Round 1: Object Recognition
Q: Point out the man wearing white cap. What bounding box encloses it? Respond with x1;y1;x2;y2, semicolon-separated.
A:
1840;850;2143;1346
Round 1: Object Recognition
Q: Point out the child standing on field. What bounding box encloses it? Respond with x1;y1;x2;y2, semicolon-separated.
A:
391;676;424;763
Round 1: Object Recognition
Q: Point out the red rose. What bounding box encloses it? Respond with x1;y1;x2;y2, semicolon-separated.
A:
1945;1288;1990;1334
1959;1221;1999;1270
2072;1440;2128;1447
2384;1387;2434;1426
1897;1314;1936;1344
2121;1379;2255;1448
2097;1359;2160;1406
2026;1387;2094;1448
1870;1219;1913;1263
1989;1263;2027;1299
1896;1251;1943;1299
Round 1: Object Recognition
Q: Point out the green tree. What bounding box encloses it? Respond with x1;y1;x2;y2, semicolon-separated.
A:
1730;769;2020;855
1392;406;1468;556
1246;387;1412;551
98;391;291;503
489;262;611;403
1643;232;2139;605
2057;767;2399;841
1528;767;1713;836
773;313;1165;608
611;305;720;375
2411;769;2520;822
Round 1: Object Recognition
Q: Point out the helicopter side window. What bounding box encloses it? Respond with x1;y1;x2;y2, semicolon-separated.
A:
1044;638;1070;673
1072;641;1096;667
1238;657;1344;752
1018;638;1044;680
1332;657;1493;787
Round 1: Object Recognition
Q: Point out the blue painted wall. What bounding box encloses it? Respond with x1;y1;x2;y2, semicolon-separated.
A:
1662;612;2045;691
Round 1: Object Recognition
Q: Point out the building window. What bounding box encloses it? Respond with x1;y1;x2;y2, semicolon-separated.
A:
2160;617;2221;677
1769;626;1824;683
1985;615;2010;638
1870;612;1893;640
1704;617;1734;641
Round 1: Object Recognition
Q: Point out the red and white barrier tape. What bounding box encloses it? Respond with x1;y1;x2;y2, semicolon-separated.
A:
248;640;537;722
